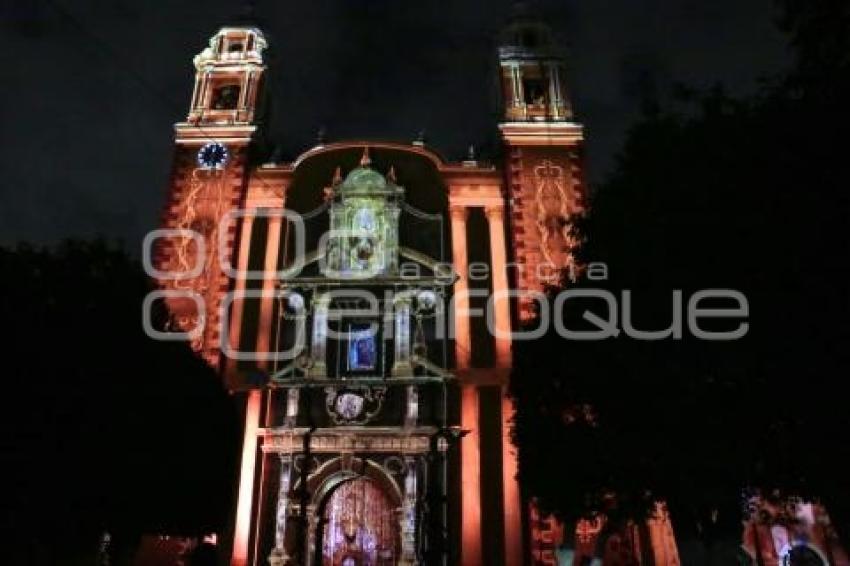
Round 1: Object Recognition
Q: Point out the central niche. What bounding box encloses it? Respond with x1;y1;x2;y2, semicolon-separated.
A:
346;199;387;273
347;322;377;372
326;153;402;278
325;315;386;379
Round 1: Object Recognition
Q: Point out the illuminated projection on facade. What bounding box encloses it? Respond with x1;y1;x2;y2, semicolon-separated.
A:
151;11;710;566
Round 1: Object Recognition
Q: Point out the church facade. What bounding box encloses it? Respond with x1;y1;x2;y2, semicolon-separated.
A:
151;14;691;566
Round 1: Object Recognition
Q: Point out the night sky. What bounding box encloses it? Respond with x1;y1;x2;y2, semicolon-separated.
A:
1;0;789;248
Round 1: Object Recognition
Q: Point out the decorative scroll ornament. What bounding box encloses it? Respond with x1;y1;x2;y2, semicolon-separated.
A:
382;455;406;476
292;454;320;474
169;166;228;351
533;159;575;282
325;386;386;424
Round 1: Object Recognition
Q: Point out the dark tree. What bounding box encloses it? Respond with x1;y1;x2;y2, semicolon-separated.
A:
0;241;239;564
511;0;850;552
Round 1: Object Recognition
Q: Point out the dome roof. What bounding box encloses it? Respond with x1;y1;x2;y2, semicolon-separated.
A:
336;148;400;197
340;166;388;194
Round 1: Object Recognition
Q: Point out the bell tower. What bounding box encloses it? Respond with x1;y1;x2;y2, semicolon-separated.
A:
497;9;684;566
498;5;585;323
498;6;586;564
499;10;572;122
185;27;268;129
155;26;268;366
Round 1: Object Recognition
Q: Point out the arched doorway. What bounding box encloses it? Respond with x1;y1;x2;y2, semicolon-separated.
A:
320;477;400;566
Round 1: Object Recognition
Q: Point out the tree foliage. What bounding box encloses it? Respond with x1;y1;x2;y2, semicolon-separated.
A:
511;0;850;544
0;241;238;564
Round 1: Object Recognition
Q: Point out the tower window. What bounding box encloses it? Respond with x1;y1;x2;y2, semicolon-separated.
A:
228;42;244;53
523;78;546;105
211;84;240;110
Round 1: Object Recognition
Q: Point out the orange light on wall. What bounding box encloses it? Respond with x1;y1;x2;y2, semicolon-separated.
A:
449;205;471;370
501;394;523;566
232;389;262;566
461;384;482;566
485;204;513;368
226;213;255;374
255;215;282;365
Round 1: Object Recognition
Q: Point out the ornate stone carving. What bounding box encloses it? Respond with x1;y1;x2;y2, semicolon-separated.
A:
533;159;572;281
263;429;436;454
168;166;230;352
268;455;293;565
324;386;386;425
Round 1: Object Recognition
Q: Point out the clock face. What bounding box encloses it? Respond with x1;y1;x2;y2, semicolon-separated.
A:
197;142;229;169
335;392;365;420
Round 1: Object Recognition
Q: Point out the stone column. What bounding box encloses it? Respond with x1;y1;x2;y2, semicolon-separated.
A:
513;64;525;119
485;204;512;368
460;384;482;566
190;72;202;111
501;394;523;566
388;206;401;273
269;455;293;566
201;70;213;109
399;457;418;565
392;295;413;376
449;204;471;370
549;63;566;120
257;213;282;369
547;62;563;119
227;211;255;371
310;294;330;377
232;389;262;566
284;388;299;427
305;505;319;566
238;70;250;109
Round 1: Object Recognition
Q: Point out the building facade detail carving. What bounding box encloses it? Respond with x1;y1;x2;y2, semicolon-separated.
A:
152;10;703;566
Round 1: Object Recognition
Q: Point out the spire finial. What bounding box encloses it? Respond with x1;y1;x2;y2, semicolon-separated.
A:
360;146;372;167
463;144;479;167
324;166;341;202
387;165;397;183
